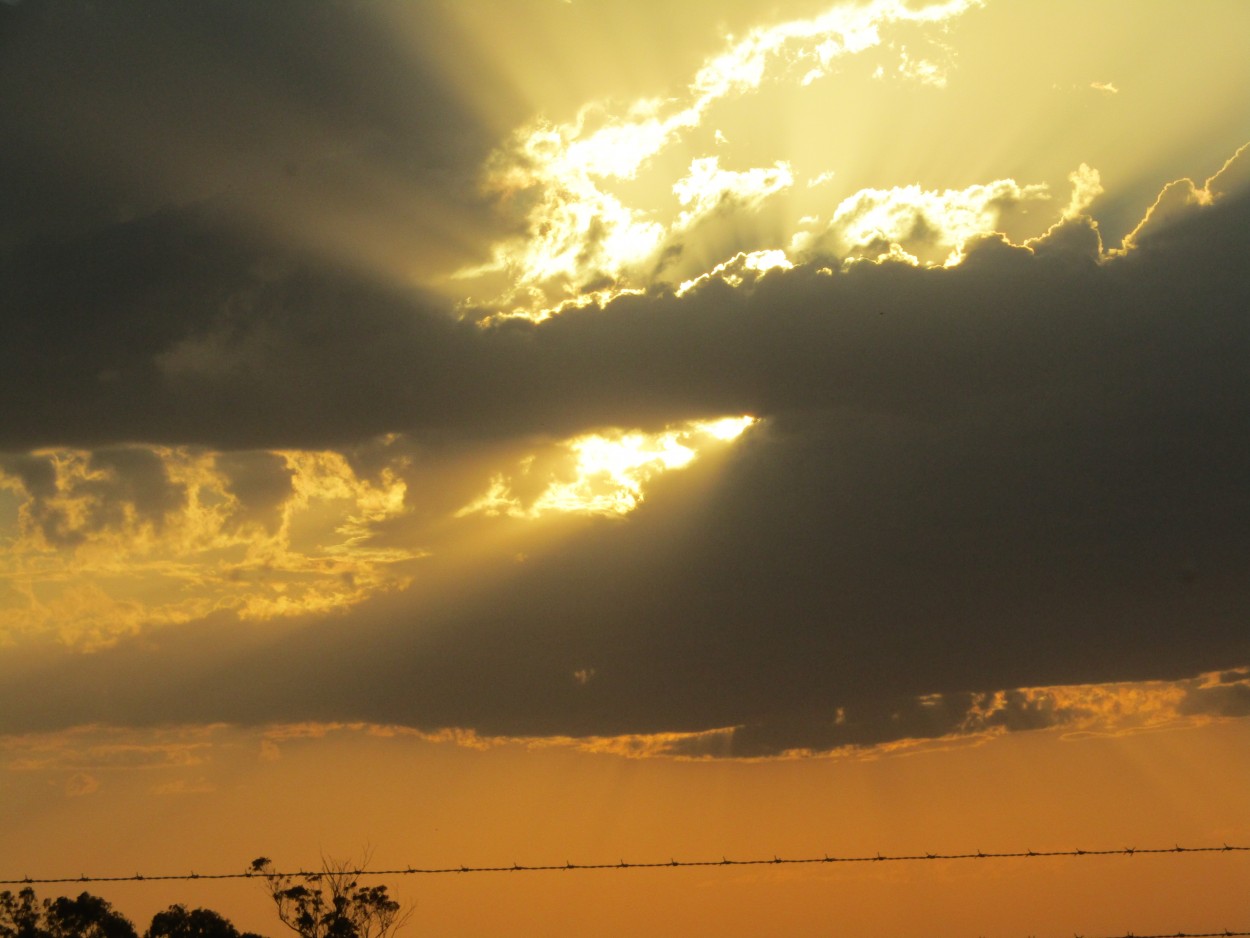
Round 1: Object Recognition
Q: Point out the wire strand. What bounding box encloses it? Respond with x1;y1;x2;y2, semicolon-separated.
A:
2;843;1246;885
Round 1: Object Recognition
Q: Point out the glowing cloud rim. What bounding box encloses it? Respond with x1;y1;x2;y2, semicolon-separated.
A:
460;0;986;318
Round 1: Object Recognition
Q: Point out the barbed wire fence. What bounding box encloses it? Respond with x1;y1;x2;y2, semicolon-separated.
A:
2;842;1246;884
3;843;1246;938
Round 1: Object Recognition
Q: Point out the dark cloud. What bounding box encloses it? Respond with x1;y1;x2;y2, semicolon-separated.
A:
4;173;1249;455
1;172;1248;755
2;395;1246;752
214;450;296;535
0;446;185;546
1179;671;1250;719
2;12;1248;760
0;453;57;500
86;447;185;532
0;0;508;266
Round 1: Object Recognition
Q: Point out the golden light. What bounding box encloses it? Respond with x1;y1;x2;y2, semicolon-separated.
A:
431;0;1250;326
457;0;988;319
819;177;1053;265
5;3;1250;935
677;249;794;295
0;445;420;648
457;416;757;519
699;415;757;441
672;157;794;231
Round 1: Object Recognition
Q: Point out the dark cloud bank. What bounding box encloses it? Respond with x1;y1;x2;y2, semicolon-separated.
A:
2;165;1248;755
1;2;1248;755
4;186;1250;453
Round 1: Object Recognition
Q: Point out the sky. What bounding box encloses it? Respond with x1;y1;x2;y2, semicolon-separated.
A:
1;0;1248;935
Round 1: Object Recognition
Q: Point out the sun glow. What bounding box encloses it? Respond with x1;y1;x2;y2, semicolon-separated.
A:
461;0;986;319
457;416;756;519
676;248;794;295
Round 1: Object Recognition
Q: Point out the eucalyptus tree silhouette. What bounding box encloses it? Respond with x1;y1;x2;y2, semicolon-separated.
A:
0;888;137;938
1;889;264;938
249;858;408;938
145;904;265;938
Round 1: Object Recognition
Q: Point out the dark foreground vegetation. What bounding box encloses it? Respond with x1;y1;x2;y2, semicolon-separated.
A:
0;858;408;938
0;889;263;938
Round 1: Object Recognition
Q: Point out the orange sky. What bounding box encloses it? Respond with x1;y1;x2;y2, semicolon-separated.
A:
4;718;1249;935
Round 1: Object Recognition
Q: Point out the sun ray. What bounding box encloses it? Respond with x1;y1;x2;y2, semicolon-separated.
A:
459;0;986;319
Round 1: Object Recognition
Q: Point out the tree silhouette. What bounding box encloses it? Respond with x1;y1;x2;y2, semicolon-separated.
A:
249;858;409;938
44;895;138;938
1;888;138;938
0;887;42;938
1;890;262;938
145;904;265;938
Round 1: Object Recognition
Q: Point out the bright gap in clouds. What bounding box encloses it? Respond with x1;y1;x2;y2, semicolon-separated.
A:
458;0;988;319
452;0;1146;316
447;0;1250;324
0;417;757;647
457;416;756;519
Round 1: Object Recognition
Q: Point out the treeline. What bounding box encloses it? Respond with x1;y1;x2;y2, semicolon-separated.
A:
0;888;262;938
1;857;409;938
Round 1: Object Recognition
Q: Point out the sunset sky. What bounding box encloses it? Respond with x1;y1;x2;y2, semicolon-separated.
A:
1;0;1248;935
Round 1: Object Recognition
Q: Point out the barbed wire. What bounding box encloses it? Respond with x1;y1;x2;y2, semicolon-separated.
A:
2;843;1246;885
1081;933;1250;938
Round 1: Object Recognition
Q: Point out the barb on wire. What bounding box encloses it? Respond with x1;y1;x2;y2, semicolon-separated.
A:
1;844;1246;886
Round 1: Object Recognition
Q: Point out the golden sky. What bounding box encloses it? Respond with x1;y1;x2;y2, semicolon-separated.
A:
1;0;1249;935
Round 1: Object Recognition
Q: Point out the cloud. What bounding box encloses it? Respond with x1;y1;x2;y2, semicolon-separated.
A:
2;168;1248;751
1121;141;1250;251
1208;141;1250;200
456;417;754;518
0;448;182;550
464;0;984;314
12;139;1245;458
0;0;505;281
672;158;794;230
2;726;215;772
0;443;419;647
794;176;1052;265
1061;163;1103;219
213;451;296;535
1179;668;1250;719
1;10;1248;758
